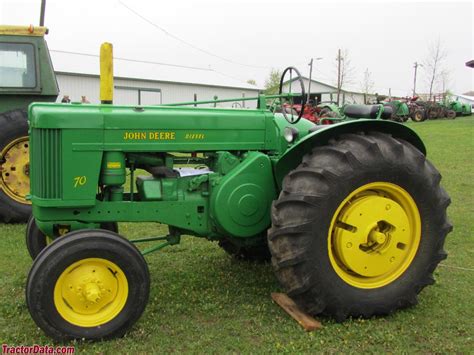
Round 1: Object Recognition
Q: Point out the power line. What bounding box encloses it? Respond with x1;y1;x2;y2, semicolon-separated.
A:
50;49;258;86
50;49;213;71
117;0;270;70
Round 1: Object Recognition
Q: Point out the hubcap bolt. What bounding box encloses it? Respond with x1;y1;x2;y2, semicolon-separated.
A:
369;230;387;244
83;283;101;303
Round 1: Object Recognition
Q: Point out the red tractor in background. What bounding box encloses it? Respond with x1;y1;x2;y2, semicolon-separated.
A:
282;102;335;125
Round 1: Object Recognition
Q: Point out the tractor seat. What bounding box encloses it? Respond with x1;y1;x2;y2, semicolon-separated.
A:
344;104;392;119
344;104;379;119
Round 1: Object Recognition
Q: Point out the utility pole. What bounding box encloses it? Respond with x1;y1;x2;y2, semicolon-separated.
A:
413;62;422;97
336;49;342;105
39;0;46;26
306;57;323;105
307;58;313;105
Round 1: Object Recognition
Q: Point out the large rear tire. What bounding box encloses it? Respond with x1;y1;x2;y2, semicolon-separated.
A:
0;109;31;223
26;229;149;341
268;132;451;321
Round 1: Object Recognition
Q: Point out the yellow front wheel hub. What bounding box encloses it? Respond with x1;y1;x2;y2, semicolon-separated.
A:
54;258;129;327
0;136;31;204
328;182;421;289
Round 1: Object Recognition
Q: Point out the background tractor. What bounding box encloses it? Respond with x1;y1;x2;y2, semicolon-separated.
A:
406;96;427;122
445;99;471;117
382;98;431;123
25;48;451;341
383;99;410;122
0;25;58;223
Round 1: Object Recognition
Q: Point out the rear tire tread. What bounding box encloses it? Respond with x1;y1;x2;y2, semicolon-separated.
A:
268;131;451;321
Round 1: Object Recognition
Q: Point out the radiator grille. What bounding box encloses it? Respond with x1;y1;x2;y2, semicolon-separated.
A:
31;128;62;199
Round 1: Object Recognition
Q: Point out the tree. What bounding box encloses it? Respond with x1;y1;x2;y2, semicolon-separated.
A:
438;69;451;95
246;79;257;86
423;38;447;100
335;49;355;104
264;69;282;95
360;68;375;104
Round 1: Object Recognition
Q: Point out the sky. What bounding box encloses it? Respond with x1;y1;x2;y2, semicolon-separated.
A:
1;0;473;96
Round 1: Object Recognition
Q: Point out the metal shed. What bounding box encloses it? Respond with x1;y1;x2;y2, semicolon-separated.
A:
51;51;261;107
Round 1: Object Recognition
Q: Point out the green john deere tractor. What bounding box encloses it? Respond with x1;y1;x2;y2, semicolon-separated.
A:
0;25;59;222
25;47;451;341
446;99;471;117
384;100;410;122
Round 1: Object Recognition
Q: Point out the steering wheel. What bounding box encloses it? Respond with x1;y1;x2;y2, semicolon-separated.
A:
278;66;306;124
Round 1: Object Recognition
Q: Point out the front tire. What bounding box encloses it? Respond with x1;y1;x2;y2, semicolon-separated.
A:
268;132;451;321
25;216;120;260
446;110;456;119
411;109;425;122
26;229;149;341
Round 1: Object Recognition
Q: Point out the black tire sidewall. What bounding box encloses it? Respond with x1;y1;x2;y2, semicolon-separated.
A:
301;153;444;313
0;109;31;222
27;231;150;341
25;216;47;259
412;110;424;122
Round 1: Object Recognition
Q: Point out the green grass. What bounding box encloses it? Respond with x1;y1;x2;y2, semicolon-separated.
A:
0;117;473;353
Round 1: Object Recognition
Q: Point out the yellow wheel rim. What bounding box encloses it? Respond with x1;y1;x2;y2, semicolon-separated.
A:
328;182;421;289
54;258;129;327
0;136;31;204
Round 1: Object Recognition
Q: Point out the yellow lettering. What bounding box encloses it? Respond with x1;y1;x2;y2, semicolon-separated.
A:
184;132;204;140
123;131;176;140
107;162;121;169
73;176;87;188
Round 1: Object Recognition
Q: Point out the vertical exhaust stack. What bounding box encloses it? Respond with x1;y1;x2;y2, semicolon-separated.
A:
39;0;46;26
100;43;114;104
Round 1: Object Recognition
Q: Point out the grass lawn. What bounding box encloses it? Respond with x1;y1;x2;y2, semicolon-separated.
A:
0;116;472;353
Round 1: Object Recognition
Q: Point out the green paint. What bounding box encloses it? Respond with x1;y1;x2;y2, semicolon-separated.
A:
386;100;410;120
0;32;58;114
29;96;426;250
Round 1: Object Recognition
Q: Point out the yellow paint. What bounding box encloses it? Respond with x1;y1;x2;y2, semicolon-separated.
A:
73;176;87;188
107;162;122;169
0;136;31;204
328;182;421;289
54;258;128;327
184;133;205;140
0;25;48;36
100;42;114;103
122;131;176;140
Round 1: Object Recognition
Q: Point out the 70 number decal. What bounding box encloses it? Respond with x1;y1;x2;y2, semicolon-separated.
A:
73;176;87;188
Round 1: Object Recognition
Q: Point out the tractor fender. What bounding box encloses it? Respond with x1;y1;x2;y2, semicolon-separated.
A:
273;119;426;189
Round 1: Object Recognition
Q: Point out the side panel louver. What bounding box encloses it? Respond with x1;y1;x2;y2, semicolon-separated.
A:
31;128;62;199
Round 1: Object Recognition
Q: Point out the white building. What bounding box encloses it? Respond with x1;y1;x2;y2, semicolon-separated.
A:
281;76;376;105
51;51;261;108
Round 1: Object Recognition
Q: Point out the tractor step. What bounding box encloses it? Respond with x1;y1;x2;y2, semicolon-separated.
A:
271;293;322;331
